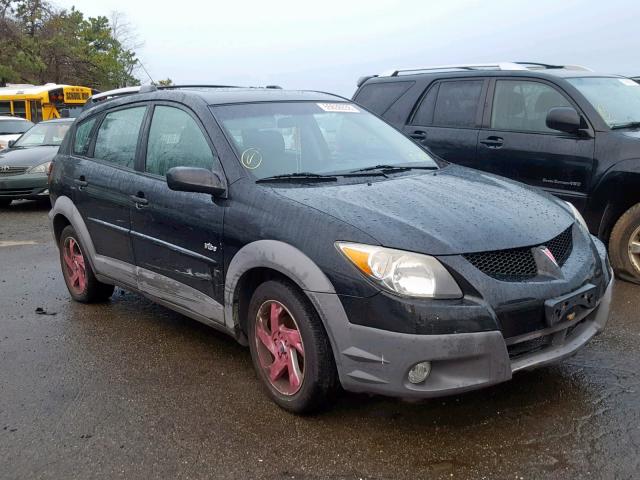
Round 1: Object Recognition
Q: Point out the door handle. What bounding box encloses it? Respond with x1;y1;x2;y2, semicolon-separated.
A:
409;130;427;141
480;136;504;149
130;193;148;208
74;177;88;190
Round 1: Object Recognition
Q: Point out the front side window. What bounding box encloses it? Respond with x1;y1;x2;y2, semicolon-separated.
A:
433;80;483;128
145;106;216;177
491;80;571;133
94;107;146;168
567;77;640;128
13;122;70;147
213;102;437;180
73;118;97;155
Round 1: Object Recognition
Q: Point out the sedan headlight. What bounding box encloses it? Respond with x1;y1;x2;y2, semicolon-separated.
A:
336;242;462;299
27;161;51;174
565;201;589;231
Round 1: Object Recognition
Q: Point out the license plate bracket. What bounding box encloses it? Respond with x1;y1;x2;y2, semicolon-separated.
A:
544;283;598;326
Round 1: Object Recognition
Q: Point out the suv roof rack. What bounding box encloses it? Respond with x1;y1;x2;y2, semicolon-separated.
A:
379;62;592;77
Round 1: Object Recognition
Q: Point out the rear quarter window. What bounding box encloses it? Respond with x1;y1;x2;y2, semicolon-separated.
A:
73;117;97;155
354;81;414;115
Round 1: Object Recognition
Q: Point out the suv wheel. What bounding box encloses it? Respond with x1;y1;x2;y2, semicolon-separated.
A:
247;280;338;414
0;199;11;208
59;225;115;302
609;203;640;284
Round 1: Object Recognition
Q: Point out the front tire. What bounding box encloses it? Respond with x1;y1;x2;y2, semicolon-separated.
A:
247;280;338;414
0;199;12;208
609;203;640;284
59;225;115;302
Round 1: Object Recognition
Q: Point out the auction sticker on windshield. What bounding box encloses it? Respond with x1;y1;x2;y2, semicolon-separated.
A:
317;103;360;113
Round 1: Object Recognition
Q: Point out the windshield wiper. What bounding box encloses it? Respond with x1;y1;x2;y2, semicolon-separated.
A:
256;172;338;183
611;121;640;130
348;164;438;173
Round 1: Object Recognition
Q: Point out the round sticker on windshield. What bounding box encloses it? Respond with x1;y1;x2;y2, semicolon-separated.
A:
241;148;263;170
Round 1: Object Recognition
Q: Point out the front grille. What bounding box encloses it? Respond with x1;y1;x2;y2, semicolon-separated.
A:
0;166;28;177
464;226;574;281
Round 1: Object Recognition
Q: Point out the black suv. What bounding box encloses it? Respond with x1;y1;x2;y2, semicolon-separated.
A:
49;86;612;413
353;62;640;284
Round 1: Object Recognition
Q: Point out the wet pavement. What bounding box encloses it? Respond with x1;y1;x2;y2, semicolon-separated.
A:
1;201;639;480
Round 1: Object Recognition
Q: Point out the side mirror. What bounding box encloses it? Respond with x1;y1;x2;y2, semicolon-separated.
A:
8;140;15;148
166;167;226;197
546;107;582;135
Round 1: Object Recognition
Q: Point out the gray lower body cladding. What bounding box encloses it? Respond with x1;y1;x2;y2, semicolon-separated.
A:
307;277;613;399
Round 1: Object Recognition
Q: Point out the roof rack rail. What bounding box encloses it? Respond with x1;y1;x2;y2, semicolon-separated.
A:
514;61;592;71
379;62;592;77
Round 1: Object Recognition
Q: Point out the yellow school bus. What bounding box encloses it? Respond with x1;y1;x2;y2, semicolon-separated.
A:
0;83;93;122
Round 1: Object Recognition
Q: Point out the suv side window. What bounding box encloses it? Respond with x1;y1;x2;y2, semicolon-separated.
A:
432;80;483;128
145;105;217;177
491;80;571;133
94;106;146;168
73;117;97;155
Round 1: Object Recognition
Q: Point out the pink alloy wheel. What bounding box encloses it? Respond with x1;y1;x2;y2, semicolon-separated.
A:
63;237;87;295
254;300;305;395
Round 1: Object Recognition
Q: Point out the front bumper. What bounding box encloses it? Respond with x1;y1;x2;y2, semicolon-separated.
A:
310;277;613;399
0;174;49;199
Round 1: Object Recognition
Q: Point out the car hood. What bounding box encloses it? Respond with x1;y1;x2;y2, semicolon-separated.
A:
0;146;58;167
274;165;575;255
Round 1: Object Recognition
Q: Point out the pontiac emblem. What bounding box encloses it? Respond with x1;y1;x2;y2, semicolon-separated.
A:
539;247;558;267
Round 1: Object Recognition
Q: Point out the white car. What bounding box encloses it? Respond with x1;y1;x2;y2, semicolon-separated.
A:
0;116;34;149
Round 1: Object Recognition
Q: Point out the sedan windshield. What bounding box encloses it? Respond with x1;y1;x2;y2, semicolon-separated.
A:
13;122;70;148
568;77;640;128
0;119;33;135
212;102;437;179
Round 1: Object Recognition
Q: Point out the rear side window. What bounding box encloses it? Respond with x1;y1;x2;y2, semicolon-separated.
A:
73;118;96;155
491;80;571;133
354;82;413;115
432;80;483;128
145;106;216;177
94;107;146;168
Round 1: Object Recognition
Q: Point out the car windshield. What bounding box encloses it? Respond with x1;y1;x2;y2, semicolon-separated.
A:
212;101;437;179
13;122;70;147
0;119;33;135
568;77;640;128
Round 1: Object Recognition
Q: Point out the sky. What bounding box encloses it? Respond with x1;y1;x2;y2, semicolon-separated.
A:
57;0;640;97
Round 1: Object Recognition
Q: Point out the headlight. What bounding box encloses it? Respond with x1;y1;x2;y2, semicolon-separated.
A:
336;242;462;299
28;161;51;174
565;201;589;231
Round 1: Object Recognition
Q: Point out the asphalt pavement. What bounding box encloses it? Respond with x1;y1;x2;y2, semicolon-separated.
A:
1;201;639;480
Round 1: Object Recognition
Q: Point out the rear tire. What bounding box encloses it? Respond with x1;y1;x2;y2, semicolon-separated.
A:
247;279;338;414
59;225;114;302
0;199;12;208
609;203;640;284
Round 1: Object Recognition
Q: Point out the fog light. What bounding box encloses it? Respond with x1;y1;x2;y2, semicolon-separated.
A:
408;361;431;384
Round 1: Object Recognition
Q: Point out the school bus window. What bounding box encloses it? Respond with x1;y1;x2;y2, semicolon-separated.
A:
0;101;10;115
29;101;43;123
13;101;27;118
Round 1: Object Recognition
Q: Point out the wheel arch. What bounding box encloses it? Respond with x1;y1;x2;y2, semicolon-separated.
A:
49;195;99;272
224;240;341;356
588;167;640;242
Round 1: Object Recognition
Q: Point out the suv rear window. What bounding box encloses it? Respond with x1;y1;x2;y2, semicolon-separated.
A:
432;80;483;128
354;82;413;115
